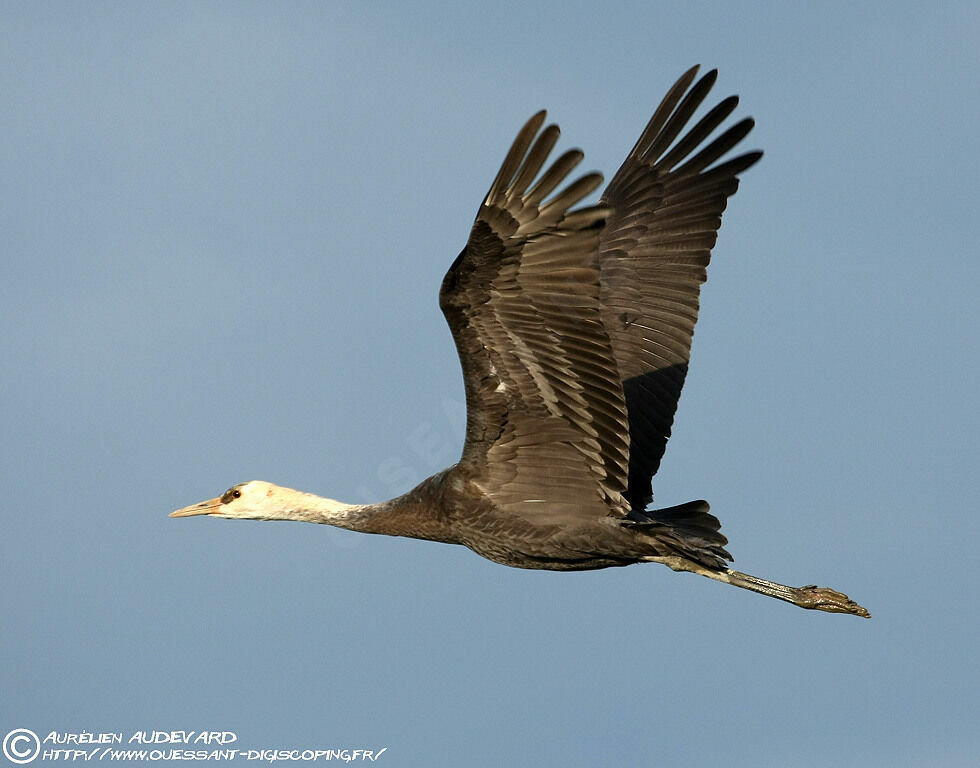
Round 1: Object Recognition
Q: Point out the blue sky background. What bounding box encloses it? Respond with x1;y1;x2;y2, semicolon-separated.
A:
2;2;978;766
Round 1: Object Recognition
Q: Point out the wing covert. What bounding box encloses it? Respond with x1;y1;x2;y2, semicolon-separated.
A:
440;113;631;522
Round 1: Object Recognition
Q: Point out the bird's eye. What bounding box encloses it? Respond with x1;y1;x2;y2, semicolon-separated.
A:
220;487;243;504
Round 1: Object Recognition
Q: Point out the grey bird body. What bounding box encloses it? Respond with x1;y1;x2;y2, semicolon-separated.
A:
172;67;869;618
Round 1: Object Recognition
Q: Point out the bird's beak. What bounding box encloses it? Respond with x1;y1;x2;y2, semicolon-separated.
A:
170;497;222;518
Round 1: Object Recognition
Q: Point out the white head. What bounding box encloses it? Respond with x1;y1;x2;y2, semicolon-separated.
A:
170;480;357;525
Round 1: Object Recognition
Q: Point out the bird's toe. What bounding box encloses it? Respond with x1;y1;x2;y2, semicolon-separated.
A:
797;585;870;618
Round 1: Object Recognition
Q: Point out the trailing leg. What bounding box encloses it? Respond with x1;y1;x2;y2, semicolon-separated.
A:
646;555;870;617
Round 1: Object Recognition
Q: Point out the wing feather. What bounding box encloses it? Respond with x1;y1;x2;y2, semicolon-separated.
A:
599;67;761;511
441;115;630;523
441;67;760;524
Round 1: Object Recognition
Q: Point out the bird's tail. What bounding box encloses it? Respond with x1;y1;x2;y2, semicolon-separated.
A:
625;500;732;569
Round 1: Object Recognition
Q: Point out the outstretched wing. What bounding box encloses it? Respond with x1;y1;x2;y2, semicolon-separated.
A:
598;66;762;511
440;113;631;524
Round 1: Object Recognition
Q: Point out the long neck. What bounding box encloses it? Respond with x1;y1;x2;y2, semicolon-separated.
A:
277;478;455;543
281;490;377;530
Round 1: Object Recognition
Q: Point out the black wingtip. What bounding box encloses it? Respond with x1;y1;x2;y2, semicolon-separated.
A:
699;68;719;88
740;149;764;171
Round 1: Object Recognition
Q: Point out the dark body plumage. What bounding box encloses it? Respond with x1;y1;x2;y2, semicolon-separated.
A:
176;67;869;616
358;67;867;615
404;66;757;571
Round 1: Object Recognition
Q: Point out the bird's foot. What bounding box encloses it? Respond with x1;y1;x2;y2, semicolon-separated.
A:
795;585;870;618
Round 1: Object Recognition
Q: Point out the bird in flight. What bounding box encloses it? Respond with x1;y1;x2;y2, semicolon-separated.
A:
172;66;869;618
